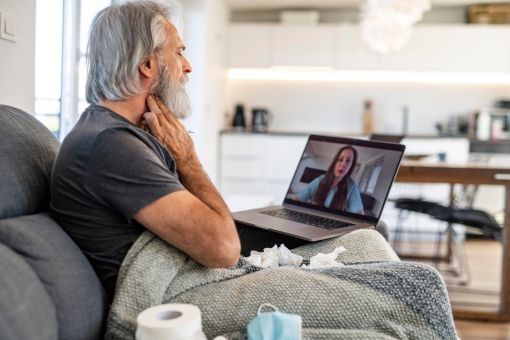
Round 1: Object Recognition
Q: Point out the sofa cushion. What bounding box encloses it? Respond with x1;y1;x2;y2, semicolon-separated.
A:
0;105;60;219
0;242;58;340
0;213;108;340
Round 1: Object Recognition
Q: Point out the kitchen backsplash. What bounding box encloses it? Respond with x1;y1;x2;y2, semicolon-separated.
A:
226;79;510;135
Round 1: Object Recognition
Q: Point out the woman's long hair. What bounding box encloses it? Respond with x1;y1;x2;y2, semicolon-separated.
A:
312;146;358;210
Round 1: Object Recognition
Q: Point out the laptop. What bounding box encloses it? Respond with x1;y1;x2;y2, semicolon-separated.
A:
232;135;405;241
369;133;405;144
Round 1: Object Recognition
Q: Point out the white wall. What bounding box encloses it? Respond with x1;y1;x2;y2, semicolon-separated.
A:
0;0;35;114
226;80;510;135
201;0;229;184
178;0;229;185
181;0;206;159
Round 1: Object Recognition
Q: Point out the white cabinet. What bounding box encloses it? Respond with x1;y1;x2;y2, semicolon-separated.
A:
444;26;510;72
271;26;336;67
380;26;447;71
337;25;380;70
228;23;510;72
219;133;308;203
381;25;510;72
228;24;273;68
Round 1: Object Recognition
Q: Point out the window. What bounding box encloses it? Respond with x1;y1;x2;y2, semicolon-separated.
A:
34;0;63;137
35;0;111;139
359;157;384;195
78;0;112;115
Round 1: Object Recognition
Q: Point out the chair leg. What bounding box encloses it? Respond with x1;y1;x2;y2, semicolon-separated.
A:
457;232;471;285
449;228;471;285
413;212;421;255
392;209;405;254
434;226;471;285
433;225;445;271
494;232;503;243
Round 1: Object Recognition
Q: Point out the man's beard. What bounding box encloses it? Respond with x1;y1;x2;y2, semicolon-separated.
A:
150;57;192;120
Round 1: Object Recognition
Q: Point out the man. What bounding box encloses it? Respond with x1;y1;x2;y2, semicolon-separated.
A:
51;0;240;302
50;2;457;338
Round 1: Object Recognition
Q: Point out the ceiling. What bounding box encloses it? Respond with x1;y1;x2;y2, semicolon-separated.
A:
226;0;510;10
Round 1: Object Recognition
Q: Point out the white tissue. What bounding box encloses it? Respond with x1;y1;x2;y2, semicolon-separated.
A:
245;244;303;268
260;245;281;268
244;254;262;267
302;247;346;268
277;244;303;266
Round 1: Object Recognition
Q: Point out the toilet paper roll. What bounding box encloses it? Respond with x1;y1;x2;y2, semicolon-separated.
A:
136;303;203;340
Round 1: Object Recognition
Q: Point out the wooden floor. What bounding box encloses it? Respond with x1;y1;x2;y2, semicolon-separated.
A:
396;238;510;340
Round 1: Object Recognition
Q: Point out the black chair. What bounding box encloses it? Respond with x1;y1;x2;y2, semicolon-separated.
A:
392;198;443;254
428;206;503;285
429;207;503;243
392;198;471;284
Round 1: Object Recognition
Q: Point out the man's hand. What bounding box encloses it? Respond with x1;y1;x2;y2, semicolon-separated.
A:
135;95;241;268
142;95;197;167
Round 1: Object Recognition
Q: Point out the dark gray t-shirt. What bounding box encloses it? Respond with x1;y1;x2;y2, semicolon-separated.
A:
51;105;185;301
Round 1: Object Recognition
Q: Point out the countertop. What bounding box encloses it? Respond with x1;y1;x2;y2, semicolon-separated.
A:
220;129;468;139
469;139;510;154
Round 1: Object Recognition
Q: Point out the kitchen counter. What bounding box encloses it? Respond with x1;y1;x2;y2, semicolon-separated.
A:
220;130;465;139
220;129;372;137
470;139;510;154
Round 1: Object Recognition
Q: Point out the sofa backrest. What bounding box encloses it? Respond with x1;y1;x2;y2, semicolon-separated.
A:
0;105;60;219
0;105;108;340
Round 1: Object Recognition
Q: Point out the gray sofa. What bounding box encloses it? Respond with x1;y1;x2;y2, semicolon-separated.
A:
0;105;108;340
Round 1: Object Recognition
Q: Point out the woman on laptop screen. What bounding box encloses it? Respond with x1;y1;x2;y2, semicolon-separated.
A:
294;146;364;215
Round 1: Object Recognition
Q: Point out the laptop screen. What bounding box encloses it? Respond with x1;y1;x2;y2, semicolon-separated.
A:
283;135;405;224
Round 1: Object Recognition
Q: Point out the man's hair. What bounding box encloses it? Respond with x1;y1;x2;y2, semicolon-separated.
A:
86;0;181;104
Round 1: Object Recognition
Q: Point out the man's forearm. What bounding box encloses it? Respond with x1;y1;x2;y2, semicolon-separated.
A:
177;159;231;219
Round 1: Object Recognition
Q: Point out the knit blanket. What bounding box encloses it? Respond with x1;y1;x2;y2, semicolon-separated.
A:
104;229;457;340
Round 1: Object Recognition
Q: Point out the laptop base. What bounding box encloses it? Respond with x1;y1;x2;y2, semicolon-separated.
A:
236;221;311;256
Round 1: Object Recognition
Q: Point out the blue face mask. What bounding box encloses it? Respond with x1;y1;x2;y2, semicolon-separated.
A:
247;304;302;340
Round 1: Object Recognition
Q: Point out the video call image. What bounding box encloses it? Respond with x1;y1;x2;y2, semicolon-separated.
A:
286;140;402;218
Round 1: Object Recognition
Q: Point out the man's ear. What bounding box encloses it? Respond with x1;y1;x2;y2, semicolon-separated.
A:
139;53;157;80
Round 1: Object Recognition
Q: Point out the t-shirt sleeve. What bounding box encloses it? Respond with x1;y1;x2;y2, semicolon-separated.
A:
297;175;322;203
346;181;364;213
84;128;186;221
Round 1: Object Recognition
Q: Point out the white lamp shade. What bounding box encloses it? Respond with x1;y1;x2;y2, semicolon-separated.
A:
360;15;413;53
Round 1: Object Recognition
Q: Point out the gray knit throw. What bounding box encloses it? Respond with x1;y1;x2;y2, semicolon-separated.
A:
104;229;457;340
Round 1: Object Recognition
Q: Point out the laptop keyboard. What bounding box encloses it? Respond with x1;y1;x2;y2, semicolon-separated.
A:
260;208;354;230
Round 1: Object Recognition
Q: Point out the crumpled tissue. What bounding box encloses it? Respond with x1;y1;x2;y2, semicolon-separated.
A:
302;246;346;268
245;244;303;268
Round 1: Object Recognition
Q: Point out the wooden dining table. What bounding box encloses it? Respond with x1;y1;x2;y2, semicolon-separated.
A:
396;161;510;321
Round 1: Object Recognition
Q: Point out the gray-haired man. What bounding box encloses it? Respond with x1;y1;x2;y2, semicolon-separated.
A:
50;1;457;338
51;0;240;302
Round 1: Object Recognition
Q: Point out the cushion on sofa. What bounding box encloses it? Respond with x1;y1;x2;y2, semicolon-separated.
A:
0;242;58;340
0;105;60;219
0;213;108;340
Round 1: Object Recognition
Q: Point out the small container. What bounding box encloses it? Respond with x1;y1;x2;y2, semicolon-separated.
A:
438;152;446;162
476;109;491;141
362;100;373;135
232;104;246;131
492;119;503;140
